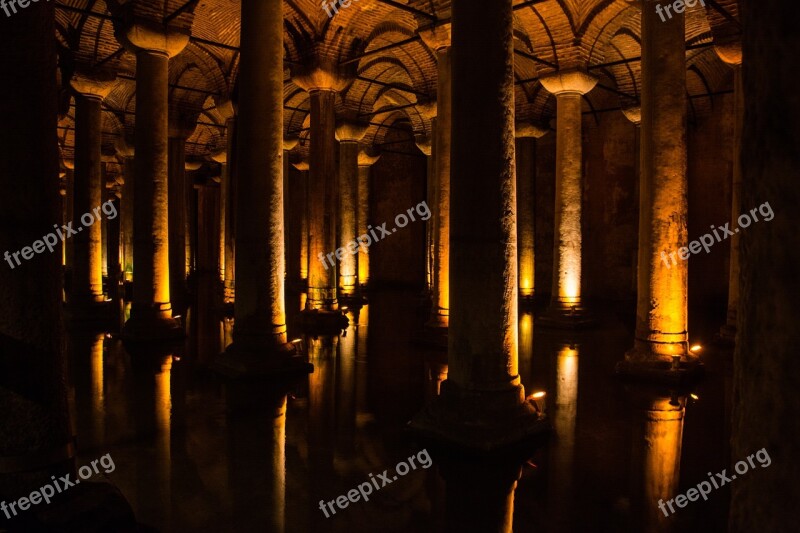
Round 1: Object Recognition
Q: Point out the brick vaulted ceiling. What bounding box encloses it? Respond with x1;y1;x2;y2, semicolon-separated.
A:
54;0;740;178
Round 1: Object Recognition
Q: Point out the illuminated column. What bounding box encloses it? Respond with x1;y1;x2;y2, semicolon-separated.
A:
283;136;298;284
63;162;75;272
70;73;116;310
224;115;237;303
290;157;310;284
218;0;305;369
515;122;548;300
306;89;338;312
0;0;74;490
539;70;597;324
106;193;121;301
411;0;545;449
167;114;196;314
116;137;135;282
210;147;228;283
619;0;698;376
415;126;434;292
117;26;189;341
716;43;743;343
426;43;452;331
357;149;379;288
336;122;367;296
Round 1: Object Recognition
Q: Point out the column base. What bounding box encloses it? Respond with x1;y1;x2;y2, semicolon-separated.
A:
409;379;549;452
616;347;705;386
122;308;185;343
212;341;313;380
338;292;368;309
298;308;349;334
538;303;597;329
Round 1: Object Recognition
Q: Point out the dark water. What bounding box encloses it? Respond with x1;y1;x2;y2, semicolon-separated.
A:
66;286;732;532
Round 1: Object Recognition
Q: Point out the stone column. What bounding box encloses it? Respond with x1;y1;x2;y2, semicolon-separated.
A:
283;136;298;286
290;157;310;284
216;0;309;375
515;122;548;301
716;44;743;343
539;70;597;325
410;0;544;450
618;0;699;378
335;122;367;297
415;124;435;293
306;89;338;312
167;115;196;315
223;115;237;303
69;73;116;312
116;137;135;283
0;0;74;494
425;43;452;332
210;147;228;284
357;149;379;289
116;26;189;341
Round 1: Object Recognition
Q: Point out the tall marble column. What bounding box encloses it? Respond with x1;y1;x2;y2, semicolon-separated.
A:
716;43;743;343
116;27;189;341
357;149;379;289
618;0;699;378
116;137;135;283
539;70;597;325
515;122;548;301
415;125;435;293
69;73;116;312
411;0;545;449
335;122;367;297
216;0;309;375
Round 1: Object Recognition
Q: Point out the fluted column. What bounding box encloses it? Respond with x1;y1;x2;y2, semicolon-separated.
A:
69;73;116;311
619;0;698;377
539;70;597;324
515;122;548;300
357;149;379;289
116;26;189;341
410;0;544;450
717;43;743;343
336;122;368;297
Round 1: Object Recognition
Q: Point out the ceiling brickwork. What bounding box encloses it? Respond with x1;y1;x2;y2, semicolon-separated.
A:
54;0;741;164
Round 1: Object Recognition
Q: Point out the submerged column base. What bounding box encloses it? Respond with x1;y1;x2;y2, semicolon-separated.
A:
122;305;184;343
213;340;312;380
298;308;349;334
538;299;597;329
409;379;548;452
617;341;704;385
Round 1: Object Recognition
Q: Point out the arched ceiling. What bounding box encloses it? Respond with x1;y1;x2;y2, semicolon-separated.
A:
54;0;740;166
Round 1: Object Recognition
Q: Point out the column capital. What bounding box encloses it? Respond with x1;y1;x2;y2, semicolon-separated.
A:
214;98;237;121
358;147;381;167
335;121;369;143
283;136;300;151
715;41;742;66
114;20;189;58
515;121;549;139
70;70;118;100
415;133;433;155
290;59;355;93
209;148;226;164
539;69;598;97
291;154;310;171
114;134;135;158
418;22;452;52
621;106;642;125
415;100;438;120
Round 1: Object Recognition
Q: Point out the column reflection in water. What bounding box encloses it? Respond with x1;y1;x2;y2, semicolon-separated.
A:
224;390;288;532
518;311;534;385
307;335;337;473
336;312;357;458
69;333;106;448
630;392;685;533
155;357;172;530
548;343;579;531
355;304;372;426
442;458;522;532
